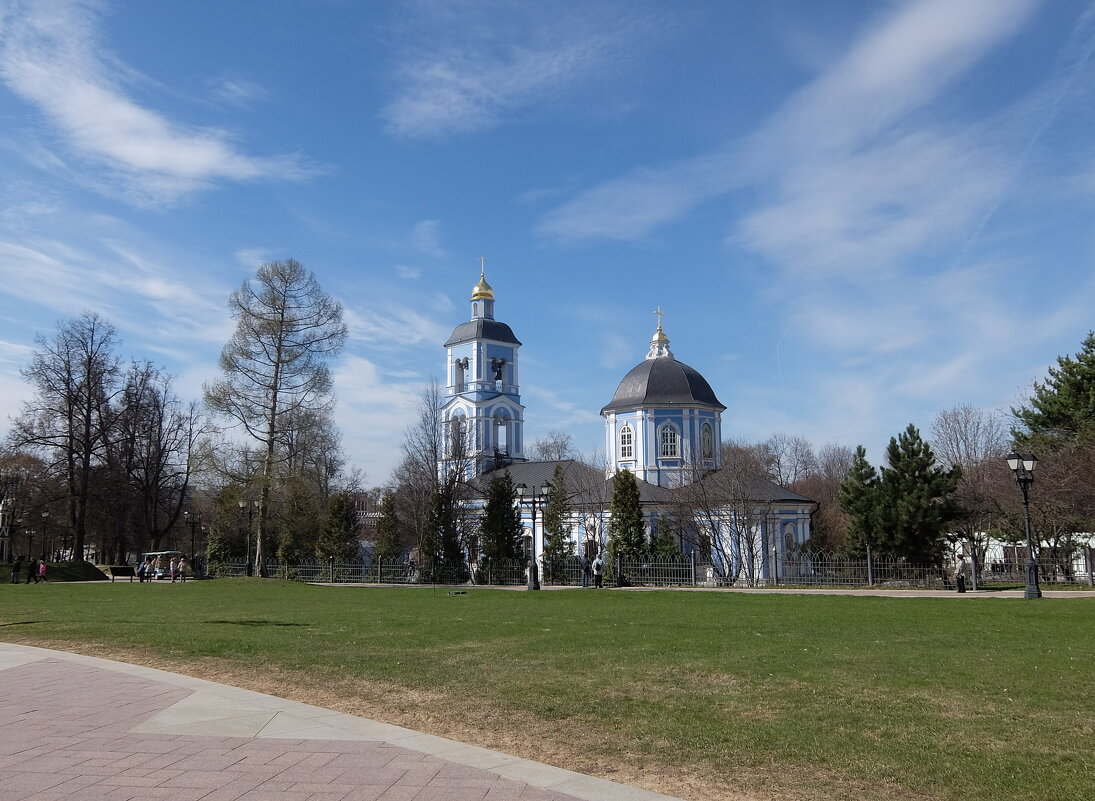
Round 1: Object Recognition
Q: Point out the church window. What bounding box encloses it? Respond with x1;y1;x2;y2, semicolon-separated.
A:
658;424;679;458
701;422;714;459
448;415;467;458
619;424;634;460
494;412;509;454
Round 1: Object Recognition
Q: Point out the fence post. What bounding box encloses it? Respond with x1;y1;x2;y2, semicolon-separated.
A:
771;543;779;586
329;556;334;583
866;545;874;586
970;551;978;592
616;555;623;588
1087;548;1094;587
690;550;696;586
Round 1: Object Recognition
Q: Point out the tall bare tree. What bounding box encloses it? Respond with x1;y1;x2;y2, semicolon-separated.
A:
204;259;347;576
12;313;121;561
930;404;1010;568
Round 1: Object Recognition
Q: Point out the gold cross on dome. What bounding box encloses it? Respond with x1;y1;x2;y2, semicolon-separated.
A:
653;305;664;328
480;256;486;278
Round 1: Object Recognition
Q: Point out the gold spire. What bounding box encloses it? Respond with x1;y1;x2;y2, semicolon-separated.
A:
471;256;494;300
651;305;668;342
647;305;673;359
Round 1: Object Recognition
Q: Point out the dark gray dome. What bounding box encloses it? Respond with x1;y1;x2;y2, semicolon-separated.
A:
444;319;521;347
600;357;725;413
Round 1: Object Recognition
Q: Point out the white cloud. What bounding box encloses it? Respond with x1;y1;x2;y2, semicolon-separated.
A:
0;0;311;203
395;264;421;279
410;219;446;258
381;1;658;139
537;0;1041;247
333;356;428;482
344;305;449;351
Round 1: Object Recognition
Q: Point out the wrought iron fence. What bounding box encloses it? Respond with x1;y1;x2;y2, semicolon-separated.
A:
207;547;1094;590
617;553;696;586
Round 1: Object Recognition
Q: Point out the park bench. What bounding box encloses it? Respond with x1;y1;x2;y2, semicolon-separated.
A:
106;565;137;582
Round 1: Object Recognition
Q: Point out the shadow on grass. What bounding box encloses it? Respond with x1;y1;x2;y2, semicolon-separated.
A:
207;620;311;627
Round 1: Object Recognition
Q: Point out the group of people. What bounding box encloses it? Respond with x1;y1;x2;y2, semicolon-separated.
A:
9;556;47;584
137;555;189;582
579;551;606;588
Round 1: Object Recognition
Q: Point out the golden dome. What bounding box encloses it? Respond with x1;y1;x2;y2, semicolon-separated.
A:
471;268;494;301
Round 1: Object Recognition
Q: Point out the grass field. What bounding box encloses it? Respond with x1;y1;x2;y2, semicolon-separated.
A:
1;580;1093;801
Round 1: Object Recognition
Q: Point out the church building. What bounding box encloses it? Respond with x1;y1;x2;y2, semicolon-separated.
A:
441;269;815;581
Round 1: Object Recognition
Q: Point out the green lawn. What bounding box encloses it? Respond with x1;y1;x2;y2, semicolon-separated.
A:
2;580;1092;801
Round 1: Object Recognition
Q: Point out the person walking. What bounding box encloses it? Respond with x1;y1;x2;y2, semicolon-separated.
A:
37;559;47;582
579;552;591;588
592;552;604;589
178;557;189;583
10;555;21;584
169;556;178;583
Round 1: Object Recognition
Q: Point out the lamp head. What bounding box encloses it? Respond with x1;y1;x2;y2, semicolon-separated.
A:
1006;452;1021;473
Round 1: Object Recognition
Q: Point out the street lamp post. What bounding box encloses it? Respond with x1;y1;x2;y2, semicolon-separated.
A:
183;511;201;563
237;499;257;576
515;482;551;591
41;511;50;561
1006;452;1042;600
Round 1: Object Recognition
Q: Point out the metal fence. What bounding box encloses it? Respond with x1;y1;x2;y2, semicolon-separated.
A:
208;547;1095;590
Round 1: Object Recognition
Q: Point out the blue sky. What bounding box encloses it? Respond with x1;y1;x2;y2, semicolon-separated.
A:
2;0;1094;485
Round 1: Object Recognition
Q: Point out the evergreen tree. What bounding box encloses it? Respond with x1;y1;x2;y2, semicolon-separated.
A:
421;478;463;580
541;464;574;576
1013;331;1095;446
838;445;881;554
480;472;522;561
316;490;360;561
878;425;961;564
650;514;680;554
607;468;645;562
373;490;401;562
205;531;232;577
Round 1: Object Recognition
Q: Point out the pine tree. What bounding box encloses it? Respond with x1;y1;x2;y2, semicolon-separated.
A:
839;445;880;555
542;464;573;577
316;491;360;561
878;425;961;564
1013;331;1095;446
480;472;522;561
373;490;401;562
607;468;645;562
650;514;680;554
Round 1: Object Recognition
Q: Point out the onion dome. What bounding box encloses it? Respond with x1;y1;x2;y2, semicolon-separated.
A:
601;317;724;413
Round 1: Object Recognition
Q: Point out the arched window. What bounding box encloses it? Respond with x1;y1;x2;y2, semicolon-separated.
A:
701;422;714;459
658;424;679;458
448;414;466;458
494;411;509;454
619;424;634;460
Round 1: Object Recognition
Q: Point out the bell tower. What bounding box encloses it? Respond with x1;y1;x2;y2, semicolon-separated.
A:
440;262;527;479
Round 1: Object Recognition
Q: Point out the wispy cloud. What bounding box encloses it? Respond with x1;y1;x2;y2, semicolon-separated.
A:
0;0;311;203
537;0;1042;250
381;0;659;139
410;219;446;258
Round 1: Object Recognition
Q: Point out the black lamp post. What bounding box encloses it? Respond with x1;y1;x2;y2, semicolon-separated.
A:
515;482;550;591
1006;451;1042;600
41;511;51;561
183;510;201;562
237;499;257;576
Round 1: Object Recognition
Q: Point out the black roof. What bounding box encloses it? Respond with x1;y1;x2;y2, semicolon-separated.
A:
601;357;725;414
471;460;675;505
444;319;521;347
470;461;816;507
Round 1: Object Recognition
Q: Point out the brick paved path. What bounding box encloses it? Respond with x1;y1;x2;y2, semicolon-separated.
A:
0;644;680;801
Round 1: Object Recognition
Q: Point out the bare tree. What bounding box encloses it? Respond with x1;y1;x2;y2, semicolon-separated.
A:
204;259;347;576
532;430;574;461
11;313;121;561
765;433;818;486
930;404;1010;569
790;443;853;550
